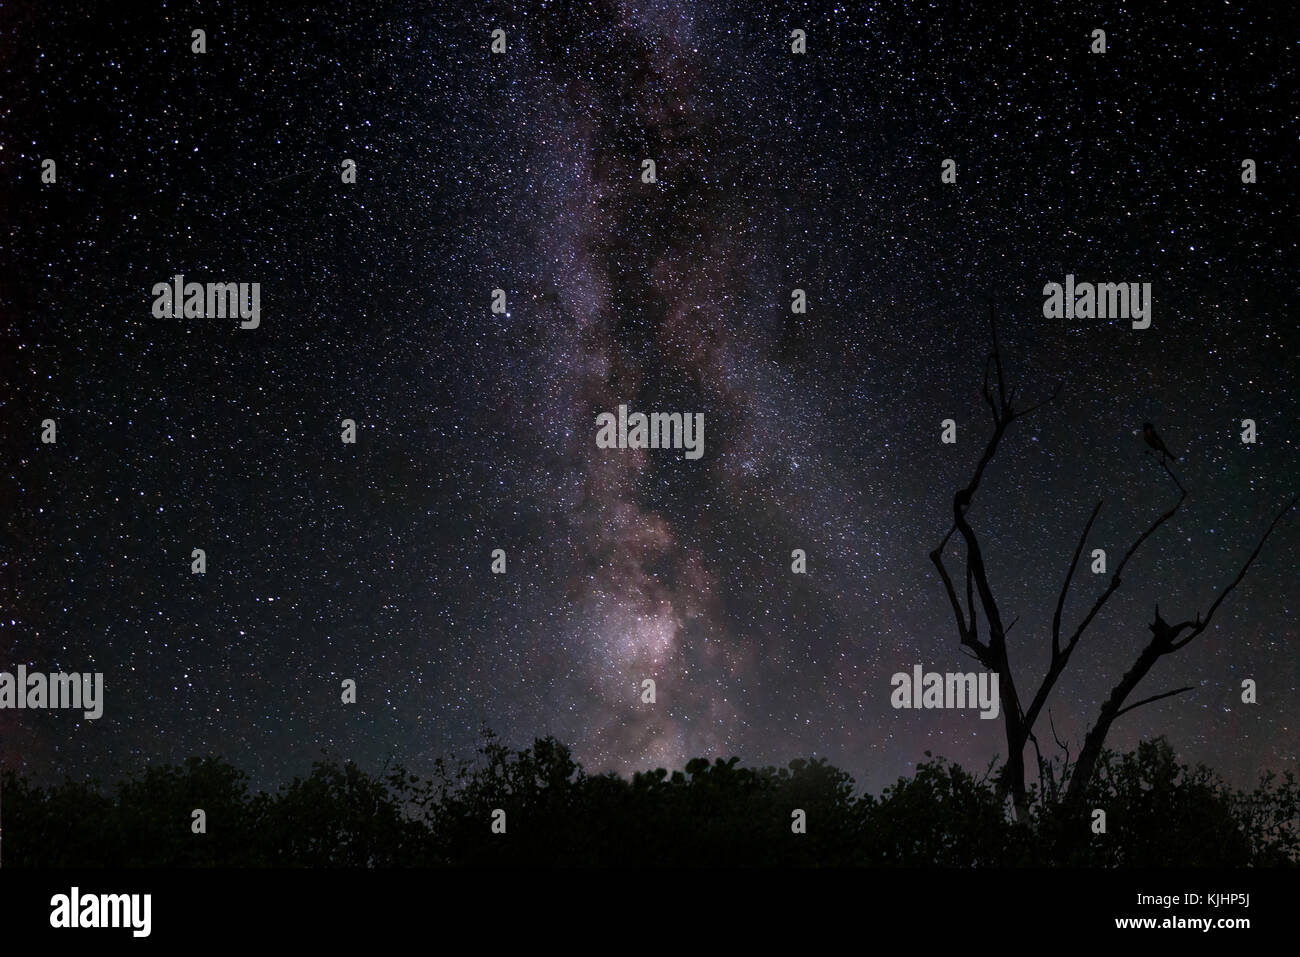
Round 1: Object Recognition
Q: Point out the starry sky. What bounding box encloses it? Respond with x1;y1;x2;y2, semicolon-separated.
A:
4;0;1296;797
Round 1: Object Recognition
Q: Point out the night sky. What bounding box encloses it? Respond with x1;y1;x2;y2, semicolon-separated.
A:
4;0;1296;798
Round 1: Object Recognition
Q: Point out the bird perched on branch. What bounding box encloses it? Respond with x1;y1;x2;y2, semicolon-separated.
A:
1142;422;1176;462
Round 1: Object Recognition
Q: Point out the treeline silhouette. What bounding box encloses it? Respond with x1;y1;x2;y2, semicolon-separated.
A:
4;734;1296;866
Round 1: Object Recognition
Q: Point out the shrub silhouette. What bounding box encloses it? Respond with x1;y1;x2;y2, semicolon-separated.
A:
2;734;1294;867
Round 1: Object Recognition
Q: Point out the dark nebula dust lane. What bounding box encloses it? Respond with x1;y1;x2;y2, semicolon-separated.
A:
3;0;1296;796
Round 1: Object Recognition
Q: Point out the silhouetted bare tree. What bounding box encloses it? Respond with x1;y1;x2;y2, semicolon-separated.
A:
931;304;1297;819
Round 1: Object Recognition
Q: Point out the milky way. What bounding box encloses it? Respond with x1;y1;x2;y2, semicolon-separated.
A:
4;0;1296;795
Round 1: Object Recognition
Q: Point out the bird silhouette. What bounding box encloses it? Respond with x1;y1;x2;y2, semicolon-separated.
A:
1142;422;1176;462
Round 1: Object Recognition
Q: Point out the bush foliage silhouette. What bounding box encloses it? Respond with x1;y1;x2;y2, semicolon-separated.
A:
3;735;1294;867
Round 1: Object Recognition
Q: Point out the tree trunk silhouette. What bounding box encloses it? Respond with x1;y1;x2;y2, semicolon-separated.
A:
932;302;1297;819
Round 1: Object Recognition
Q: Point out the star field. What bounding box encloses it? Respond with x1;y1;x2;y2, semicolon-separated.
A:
3;0;1297;796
